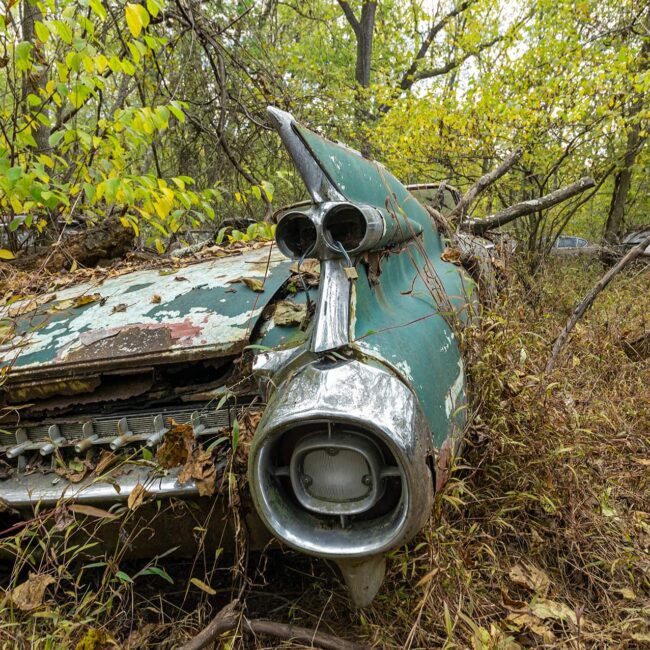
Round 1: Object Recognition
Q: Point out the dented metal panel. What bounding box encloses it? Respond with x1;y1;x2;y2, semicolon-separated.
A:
1;246;291;381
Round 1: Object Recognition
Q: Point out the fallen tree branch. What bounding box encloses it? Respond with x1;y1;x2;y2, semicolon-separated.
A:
545;233;650;373
448;147;523;223
464;177;595;234
179;600;368;650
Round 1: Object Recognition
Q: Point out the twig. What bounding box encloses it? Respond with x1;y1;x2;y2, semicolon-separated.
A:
448;147;523;223
464;177;595;235
178;600;368;650
545;233;650;373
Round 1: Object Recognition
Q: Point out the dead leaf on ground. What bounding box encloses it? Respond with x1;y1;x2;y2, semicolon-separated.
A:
8;292;56;317
157;420;193;469
615;587;636;600
273;300;308;327
441;247;462;264
55;458;91;483
111;303;127;313
289;259;320;286
10;573;56;611
529;598;577;625
241;277;265;292
150;294;161;304
506;612;556;643
178;447;217;497
127;483;149;510
508;563;550;596
501;587;527;611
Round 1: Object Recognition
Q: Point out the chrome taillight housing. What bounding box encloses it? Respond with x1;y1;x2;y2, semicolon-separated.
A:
248;358;435;560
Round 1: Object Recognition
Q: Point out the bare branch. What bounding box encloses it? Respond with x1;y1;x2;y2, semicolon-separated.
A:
546;233;650;373
178;600;368;650
337;0;360;34
396;0;475;93
464;177;596;235
414;34;502;82
448;147;523;222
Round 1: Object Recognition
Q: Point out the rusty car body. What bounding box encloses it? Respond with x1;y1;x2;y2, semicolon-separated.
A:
0;108;483;605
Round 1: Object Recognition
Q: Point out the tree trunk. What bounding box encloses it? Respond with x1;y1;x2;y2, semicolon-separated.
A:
603;14;649;244
21;0;50;152
603;98;643;244
337;1;377;154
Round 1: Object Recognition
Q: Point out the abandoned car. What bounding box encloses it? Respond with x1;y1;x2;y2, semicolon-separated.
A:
0;108;487;605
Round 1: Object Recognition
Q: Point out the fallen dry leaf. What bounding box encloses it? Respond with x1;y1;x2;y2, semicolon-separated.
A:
127;483;149;510
273;300;307;327
150;294;161;304
529;598;577;625
506;612;555;643
190;577;217;595
11;573;56;611
111;303;127;313
53;506;74;532
227;276;265;292
509;563;550;596
242;277;265;292
49;292;102;312
0;496;18;515
157;421;193;469
441;247;462;264
178;447;217;496
70;504;117;519
94;450;118;475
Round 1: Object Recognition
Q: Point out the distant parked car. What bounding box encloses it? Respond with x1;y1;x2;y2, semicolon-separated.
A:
553;235;590;249
551;235;599;255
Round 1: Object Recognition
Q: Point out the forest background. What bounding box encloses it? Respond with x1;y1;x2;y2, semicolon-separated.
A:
0;0;648;262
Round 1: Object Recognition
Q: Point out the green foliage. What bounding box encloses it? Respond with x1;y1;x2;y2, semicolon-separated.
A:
0;0;647;255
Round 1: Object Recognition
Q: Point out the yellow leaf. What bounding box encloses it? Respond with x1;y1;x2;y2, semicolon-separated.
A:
190;578;216;595
125;3;143;37
0;249;16;260
127;483;148;510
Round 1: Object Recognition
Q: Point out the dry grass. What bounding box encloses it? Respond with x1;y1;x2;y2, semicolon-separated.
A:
0;257;648;649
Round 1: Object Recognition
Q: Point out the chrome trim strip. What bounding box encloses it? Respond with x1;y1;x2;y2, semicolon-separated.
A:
266;107;344;204
1;464;203;508
310;258;351;352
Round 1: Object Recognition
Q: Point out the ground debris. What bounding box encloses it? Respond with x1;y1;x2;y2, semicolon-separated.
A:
273;299;308;327
9;573;56;611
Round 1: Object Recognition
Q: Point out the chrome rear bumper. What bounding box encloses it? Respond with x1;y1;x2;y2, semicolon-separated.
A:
0;463;222;508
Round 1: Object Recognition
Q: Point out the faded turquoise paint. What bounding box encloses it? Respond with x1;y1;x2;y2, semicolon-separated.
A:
352;245;470;447
1;246;293;378
296;123;472;446
296;125;430;234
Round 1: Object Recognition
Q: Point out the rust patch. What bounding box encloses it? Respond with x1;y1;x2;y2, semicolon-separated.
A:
5;376;101;403
62;321;203;364
435;438;453;492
